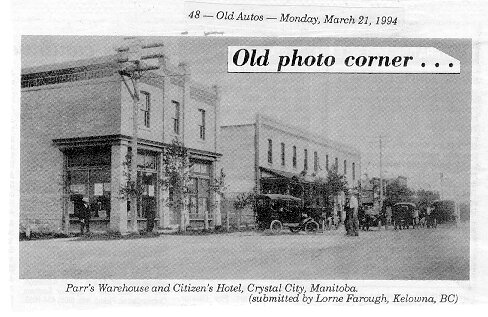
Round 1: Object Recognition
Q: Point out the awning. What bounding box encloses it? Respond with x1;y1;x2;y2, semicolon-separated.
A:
260;167;315;183
256;194;302;202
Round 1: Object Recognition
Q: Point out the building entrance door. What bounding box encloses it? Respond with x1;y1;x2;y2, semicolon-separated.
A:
136;150;159;231
137;171;157;220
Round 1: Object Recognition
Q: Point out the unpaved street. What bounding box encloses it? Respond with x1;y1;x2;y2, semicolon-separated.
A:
19;223;469;280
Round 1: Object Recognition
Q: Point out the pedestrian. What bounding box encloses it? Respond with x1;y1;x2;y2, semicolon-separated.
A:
71;194;91;234
146;199;156;233
333;198;339;229
385;205;392;230
344;203;352;235
413;208;419;229
349;190;359;236
80;197;91;234
426;205;432;228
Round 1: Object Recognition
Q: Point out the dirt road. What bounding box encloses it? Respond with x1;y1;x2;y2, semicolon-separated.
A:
19;223;469;280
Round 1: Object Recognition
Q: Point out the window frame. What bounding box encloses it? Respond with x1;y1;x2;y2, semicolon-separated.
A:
172;100;180;135
280;142;285;166
292;146;297;168
139;91;150;128
314;151;318;172
304;149;308;171
267;139;273;164
198;109;206;140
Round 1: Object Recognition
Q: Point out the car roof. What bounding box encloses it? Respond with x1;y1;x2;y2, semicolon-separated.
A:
257;194;302;202
394;202;416;207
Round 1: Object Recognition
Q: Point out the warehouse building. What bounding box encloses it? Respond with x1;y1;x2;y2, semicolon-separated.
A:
21;54;221;234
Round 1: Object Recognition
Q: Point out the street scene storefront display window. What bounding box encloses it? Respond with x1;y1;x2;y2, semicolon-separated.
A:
66;146;111;220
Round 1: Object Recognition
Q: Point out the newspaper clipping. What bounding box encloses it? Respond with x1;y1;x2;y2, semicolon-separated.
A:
8;0;488;313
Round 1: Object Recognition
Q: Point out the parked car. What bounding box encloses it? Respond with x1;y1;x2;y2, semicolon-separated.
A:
360;204;383;230
392;202;416;230
254;194;319;233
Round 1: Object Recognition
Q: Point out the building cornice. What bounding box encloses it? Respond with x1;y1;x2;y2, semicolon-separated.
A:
258;114;361;157
52;134;222;158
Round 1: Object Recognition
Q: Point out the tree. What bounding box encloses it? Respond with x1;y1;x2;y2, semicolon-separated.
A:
384;179;413;206
324;163;349;198
119;148;145;232
159;139;193;232
310;163;348;213
415;188;440;210
233;191;256;231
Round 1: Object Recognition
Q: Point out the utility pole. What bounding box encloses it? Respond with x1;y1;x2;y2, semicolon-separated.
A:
439;172;444;200
379;135;383;210
117;37;164;233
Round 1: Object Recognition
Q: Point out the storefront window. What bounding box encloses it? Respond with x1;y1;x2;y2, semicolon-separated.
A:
66;147;111;219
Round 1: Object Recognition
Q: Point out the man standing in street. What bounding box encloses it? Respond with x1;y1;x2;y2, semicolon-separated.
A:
348;190;359;236
385;204;392;230
426;205;433;228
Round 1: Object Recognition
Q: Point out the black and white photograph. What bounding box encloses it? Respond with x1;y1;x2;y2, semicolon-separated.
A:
18;36;471;281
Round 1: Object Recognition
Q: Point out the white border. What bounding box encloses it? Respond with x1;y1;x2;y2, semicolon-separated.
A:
6;0;488;314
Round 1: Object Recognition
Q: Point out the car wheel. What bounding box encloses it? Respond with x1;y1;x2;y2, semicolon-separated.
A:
270;220;282;234
305;221;319;233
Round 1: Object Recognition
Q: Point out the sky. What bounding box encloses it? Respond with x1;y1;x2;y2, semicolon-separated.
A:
21;36;471;202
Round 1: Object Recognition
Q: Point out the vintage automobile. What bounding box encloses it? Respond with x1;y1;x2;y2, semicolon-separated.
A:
392;202;416;230
254;194;319;233
360;204;383;231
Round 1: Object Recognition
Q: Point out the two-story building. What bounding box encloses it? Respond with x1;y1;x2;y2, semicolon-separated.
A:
220;114;361;225
20;54;221;234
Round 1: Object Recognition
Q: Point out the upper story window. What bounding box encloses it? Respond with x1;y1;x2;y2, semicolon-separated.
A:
344;159;347;175
326;155;329;171
172;101;180;135
292;146;297;168
139;91;150;128
352;162;356;181
314;151;318;172
304;149;308;171
267;139;273;164
335;157;338;172
281;143;285;166
198;109;206;140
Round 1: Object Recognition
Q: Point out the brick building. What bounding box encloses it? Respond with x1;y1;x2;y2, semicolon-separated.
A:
20;55;221;234
220;114;361;225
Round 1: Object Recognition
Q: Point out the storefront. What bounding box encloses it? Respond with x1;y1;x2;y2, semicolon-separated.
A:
60;141;217;232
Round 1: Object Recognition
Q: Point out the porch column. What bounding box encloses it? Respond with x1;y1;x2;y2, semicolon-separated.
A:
159;154;170;228
213;191;222;227
110;143;128;234
211;162;222;227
